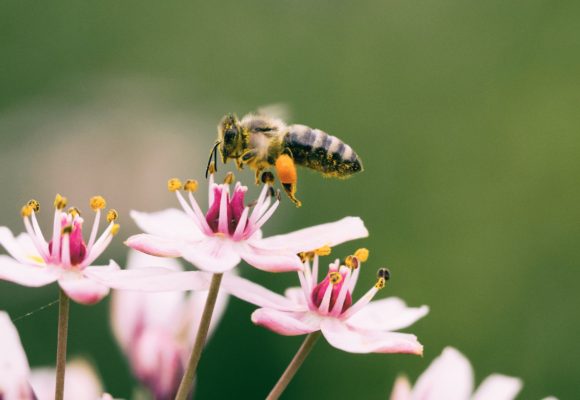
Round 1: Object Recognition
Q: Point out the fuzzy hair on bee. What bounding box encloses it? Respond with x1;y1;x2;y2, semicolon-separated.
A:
208;111;363;207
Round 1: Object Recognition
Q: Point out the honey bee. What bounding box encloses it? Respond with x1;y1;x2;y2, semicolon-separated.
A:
207;111;363;207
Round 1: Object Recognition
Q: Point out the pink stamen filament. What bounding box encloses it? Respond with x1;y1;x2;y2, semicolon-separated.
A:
61;234;71;268
217;186;229;234
86;209;101;252
232;207;250;240
51;210;62;263
187;191;213;234
342;286;380;319
23;216;49;260
331;268;352;317
318;282;333;315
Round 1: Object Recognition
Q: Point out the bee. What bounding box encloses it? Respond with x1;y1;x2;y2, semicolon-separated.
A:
207;111;363;207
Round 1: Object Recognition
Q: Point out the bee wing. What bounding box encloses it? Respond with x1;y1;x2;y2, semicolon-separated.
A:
256;103;292;121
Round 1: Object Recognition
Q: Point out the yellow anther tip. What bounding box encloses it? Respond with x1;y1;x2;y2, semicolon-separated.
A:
111;224;120;236
184;179;199;192
314;245;332;257
354;248;369;262
67;207;81;217
90;196;107;211
167;178;183;192
106;209;119;223
54;194;68;210
27;200;40;213
21;205;33;217
224;172;235;185
329;271;343;285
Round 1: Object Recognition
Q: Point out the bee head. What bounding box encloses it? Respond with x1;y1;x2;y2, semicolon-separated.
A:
218;114;243;163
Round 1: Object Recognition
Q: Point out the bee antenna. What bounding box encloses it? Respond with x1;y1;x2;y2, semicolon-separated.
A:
205;141;221;179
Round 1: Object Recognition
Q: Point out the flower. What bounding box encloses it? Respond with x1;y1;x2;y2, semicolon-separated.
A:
0;311;111;400
111;250;228;400
0;195;122;304
126;173;369;273
223;249;429;354
389;347;524;400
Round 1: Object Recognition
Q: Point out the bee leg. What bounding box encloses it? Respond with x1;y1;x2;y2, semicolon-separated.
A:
275;153;302;207
255;168;264;185
235;158;244;170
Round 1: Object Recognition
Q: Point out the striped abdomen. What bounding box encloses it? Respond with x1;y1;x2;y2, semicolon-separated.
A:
283;124;363;178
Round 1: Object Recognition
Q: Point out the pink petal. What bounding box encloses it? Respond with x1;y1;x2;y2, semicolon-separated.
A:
472;374;523;400
411;347;474;400
125;234;184;258
0;228;43;265
0;255;57;287
0;311;33;400
284;287;309;308
389;376;412;400
239;245;303;273
130;209;203;240
58;271;110;305
251;308;319;336
222;274;305;311
29;360;104;400
345;297;429;332
319;319;424;355
255;216;368;254
180;238;241;273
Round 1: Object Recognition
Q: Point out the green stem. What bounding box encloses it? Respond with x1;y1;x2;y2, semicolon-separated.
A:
55;288;70;400
175;273;224;400
266;331;322;400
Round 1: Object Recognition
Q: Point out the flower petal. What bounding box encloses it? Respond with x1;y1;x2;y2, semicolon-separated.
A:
251;308;319;336
472;374;523;400
0;311;33;400
284;287;309;308
222;274;305;311
255;216;368;254
58;271;110;305
0;228;43;265
320;319;424;355
345;297;429;332
411;347;474;400
0;255;57;287
180;238;241;273
130;209;203;240
125;234;184;258
389;375;412;400
29;359;104;400
239;245;303;273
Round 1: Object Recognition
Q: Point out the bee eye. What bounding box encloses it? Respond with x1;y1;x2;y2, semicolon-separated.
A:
224;129;237;143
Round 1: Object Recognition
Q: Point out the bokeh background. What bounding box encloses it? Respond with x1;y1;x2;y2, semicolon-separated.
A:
1;1;579;398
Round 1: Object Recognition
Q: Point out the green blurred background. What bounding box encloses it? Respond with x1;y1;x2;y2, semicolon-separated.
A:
1;0;579;398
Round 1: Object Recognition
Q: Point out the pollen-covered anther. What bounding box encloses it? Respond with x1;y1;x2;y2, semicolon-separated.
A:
62;225;73;235
54;194;68;210
67;207;81;217
167;178;183;192
27;199;40;213
90;195;107;211
110;223;121;236
345;255;360;270
207;163;216;176
329;271;343;285
184;179;198;192
261;171;275;185
314;245;332;257
354;248;369;262
224;172;235;185
375;267;390;289
106;209;119;223
21;205;33;217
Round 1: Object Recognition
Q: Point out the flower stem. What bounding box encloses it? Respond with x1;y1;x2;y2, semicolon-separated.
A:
266;331;322;400
175;273;224;400
55;288;70;400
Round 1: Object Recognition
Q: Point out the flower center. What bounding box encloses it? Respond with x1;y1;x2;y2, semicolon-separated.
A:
311;270;353;314
48;211;87;266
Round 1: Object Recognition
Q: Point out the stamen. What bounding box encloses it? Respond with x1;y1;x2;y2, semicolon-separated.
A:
67;207;81;217
331;267;352;317
329;271;342;285
207;163;216;176
345;255;359;270
90;196;107;211
106;209;119;223
54;194;67;210
375;268;390;289
354;248;369;262
315;245;332;257
110;224;120;236
167;178;183;192
184;179;198;192
223;172;235;185
21;205;33;217
62;225;73;235
261;171;275;185
27;199;40;213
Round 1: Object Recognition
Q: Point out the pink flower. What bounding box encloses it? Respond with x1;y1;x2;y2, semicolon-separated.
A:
111;250;228;400
390;347;523;400
0;311;111;400
126;174;369;274
0;195;122;304
223;250;429;355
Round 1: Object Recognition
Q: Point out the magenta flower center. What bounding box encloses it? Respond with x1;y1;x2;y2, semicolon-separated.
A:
311;271;352;314
205;186;246;235
48;218;87;266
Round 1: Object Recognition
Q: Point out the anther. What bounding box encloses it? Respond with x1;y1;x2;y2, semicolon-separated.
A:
354;248;369;263
62;225;73;235
67;207;81;217
54;194;68;210
261;171;275;185
298;251;313;262
207;163;216;176
375;268;390;289
329;271;343;285
110;224;120;236
106;209;119;223
90;196;107;211
184;179;199;192
223;172;235;185
314;245;332;257
345;255;360;270
27;200;40;213
21;205;33;217
167;178;183;192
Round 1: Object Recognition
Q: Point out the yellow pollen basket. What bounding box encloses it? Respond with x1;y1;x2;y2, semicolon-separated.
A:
329;271;343;285
106;209;119;223
167;178;183;192
110;223;121;236
21;205;33;217
54;194;68;210
27;199;40;213
184;179;199;192
90;196;107;211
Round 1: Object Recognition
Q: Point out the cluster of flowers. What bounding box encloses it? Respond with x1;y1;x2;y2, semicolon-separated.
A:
0;172;553;399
